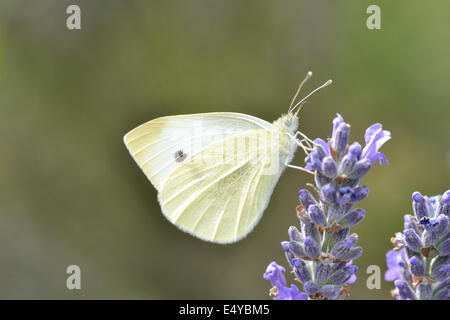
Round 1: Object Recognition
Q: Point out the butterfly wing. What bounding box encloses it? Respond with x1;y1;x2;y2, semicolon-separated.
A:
158;129;285;243
123;113;273;191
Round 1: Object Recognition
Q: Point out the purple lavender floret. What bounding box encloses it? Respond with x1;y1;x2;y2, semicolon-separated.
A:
386;190;450;300
263;262;308;300
264;114;390;299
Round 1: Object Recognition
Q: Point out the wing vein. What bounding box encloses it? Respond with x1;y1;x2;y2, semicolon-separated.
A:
233;163;263;238
191;200;217;232
211;198;233;240
171;161;250;222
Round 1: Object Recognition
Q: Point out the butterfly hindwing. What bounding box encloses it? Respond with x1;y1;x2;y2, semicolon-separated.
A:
158;129;284;243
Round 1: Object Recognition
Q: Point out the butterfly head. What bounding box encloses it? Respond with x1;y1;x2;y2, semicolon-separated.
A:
275;113;299;136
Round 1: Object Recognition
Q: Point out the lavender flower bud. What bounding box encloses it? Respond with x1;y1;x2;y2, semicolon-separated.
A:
431;264;450;281
431;255;450;270
422;230;438;248
315;141;327;160
394;280;416;300
305;151;322;171
403;229;423;252
438;239;450;256
332;122;349;157
338;152;357;176
330;265;358;286
281;241;290;252
331;240;354;260
437;190;450;217
404;215;420;234
281;241;295;266
344;246;363;260
351;158;372;180
348;233;359;245
340;208;365;228
412;192;429;219
417;281;432;300
321;183;337;203
435;287;450;300
327;204;344;222
314;262;331;284
332;114;344;135
435;215;449;234
337;187;356;205
288;226;303;242
304;237;320;259
303;281;319;295
302;221;321;245
330;262;347;274
352;185;370;203
409;256;425;277
348;142;362;159
307;204;326;226
298;189;317;208
434;277;450;294
320;285;341;300
328;228;350;249
430;255;450;270
289;241;306;257
292;258;311;283
321;156;338;178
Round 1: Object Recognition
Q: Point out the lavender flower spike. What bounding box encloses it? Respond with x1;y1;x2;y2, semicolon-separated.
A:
386;190;450;300
264;114;390;299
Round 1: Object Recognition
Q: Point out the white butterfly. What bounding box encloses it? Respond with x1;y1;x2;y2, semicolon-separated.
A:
124;72;331;243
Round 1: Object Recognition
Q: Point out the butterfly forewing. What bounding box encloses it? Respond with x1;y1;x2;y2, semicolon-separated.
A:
123;113;272;191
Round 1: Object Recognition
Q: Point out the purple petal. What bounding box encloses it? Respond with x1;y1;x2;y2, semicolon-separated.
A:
347;274;357;284
305;152;322;171
385;249;405;281
385;268;401;282
276;284;308;300
332;114;345;138
386;250;402;268
263;261;286;287
364;123;382;145
427;195;440;215
313;138;330;156
361;125;391;165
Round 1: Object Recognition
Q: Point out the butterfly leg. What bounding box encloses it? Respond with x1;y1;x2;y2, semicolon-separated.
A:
294;131;318;149
285;131;317;174
287;132;314;154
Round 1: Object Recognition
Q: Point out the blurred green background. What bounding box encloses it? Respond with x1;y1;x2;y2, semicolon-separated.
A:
0;0;449;299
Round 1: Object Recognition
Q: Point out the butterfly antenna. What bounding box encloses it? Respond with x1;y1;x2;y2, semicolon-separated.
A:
288;71;313;114
294;100;310;117
291;79;333;115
